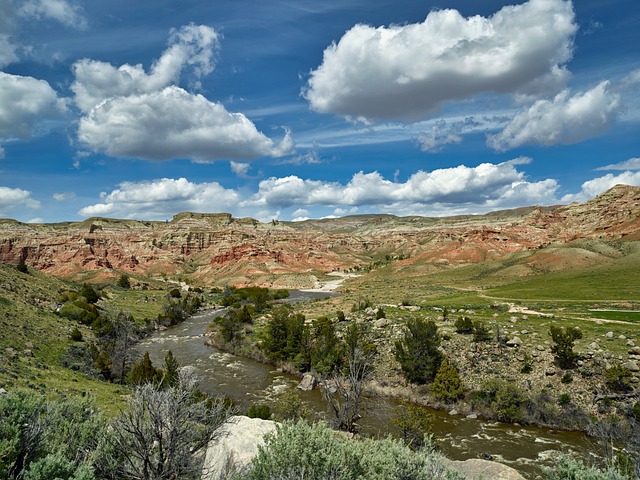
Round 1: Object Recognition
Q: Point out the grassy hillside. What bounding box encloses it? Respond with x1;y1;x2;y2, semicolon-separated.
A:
0;264;127;413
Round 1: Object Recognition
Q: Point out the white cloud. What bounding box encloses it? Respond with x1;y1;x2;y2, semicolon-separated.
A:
487;81;622;151
0;186;40;215
72;24;219;113
0;72;67;141
77;86;292;161
78;177;240;220
291;208;310;222
247;160;559;210
304;0;576;122
73;25;292;162
596;158;640;171
18;0;87;29
230;161;251;177
0;34;19;68
52;192;76;201
562;172;640;203
0;145;4;159
417;121;463;152
26;217;43;223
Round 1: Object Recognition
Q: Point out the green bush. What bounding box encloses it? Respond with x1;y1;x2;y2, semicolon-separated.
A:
116;274;131;289
472;321;492;342
70;327;83;342
475;378;526;423
604;364;633;393
542;454;631;480
247;404;272;420
241;421;464;480
454;316;474;334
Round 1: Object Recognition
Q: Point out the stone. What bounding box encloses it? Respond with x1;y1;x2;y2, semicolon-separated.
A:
297;373;316;391
444;458;525;480
202;416;277;480
545;368;556;376
466;413;478;419
605;331;614;339
536;345;545;352
627;340;636;347
374;318;389;328
506;337;522;347
624;361;640;372
619;335;627;340
448;409;459;416
0;388;7;395
629;346;640;355
595;320;604;325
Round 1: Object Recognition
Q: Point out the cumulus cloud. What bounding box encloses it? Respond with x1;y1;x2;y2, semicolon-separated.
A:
488;81;622;151
78;87;292;161
595;158;640;171
73;25;292;162
19;0;87;29
304;0;576;122
247;160;559;210
562;172;640;203
0;186;40;215
72;24;219;113
0;72;67;141
78;161;562;221
78;177;240;219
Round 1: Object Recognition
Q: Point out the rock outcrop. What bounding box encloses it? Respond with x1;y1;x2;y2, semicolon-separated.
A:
444;458;525;480
202;416;277;480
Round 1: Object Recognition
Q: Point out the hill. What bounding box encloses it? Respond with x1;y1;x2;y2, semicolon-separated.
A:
0;185;638;291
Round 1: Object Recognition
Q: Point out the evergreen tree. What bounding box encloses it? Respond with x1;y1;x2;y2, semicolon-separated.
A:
116;274;131;289
432;358;464;402
395;318;443;384
549;325;582;369
162;350;180;388
128;352;161;386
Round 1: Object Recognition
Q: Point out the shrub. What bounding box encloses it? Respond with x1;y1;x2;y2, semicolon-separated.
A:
247;404;272;420
520;354;533;374
454;316;474;334
241;421;464;480
392;402;433;450
604;364;633;393
69;327;83;342
376;307;386;319
168;288;182;298
127;352;161;385
558;394;571;407
80;285;99;304
475;378;526;423
274;390;309;422
561;372;573;384
542;454;631;480
472;321;492;342
16;262;29;274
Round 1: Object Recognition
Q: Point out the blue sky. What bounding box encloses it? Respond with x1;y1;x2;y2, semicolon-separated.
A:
0;0;639;223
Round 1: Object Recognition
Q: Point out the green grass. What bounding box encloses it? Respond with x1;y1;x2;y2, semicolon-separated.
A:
587;310;640;323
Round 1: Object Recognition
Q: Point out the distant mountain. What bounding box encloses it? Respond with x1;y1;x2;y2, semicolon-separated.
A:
1;185;639;288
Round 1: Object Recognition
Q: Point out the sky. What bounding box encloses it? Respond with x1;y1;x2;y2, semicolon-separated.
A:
0;0;639;223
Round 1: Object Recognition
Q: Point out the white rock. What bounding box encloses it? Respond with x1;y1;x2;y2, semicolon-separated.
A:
202;416;277;480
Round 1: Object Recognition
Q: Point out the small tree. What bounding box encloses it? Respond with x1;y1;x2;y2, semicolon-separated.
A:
472;321;492;342
116;274;131;289
604;364;633;393
16;261;29;274
95;370;234;480
127;351;161;385
454;316;474;334
274;390;309;422
549;325;582;369
392;401;433;450
162;350;180;388
432;358;464;402
395;318;442;384
322;323;376;433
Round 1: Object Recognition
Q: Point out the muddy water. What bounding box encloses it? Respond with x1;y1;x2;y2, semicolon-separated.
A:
137;302;598;479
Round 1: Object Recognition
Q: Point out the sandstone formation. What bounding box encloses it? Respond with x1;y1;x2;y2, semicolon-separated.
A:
444;458;525;480
1;185;639;287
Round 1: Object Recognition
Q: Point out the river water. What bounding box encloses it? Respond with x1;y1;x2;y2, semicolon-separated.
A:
137;298;598;479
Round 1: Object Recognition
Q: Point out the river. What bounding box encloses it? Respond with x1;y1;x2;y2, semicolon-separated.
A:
137;298;598;479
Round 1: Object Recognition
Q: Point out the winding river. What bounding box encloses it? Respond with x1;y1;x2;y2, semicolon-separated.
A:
137;293;598;479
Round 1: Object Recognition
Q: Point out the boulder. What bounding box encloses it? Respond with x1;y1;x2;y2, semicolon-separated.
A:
297;373;316;391
605;331;614;339
629;346;640;355
0;388;7;395
506;337;522;347
624;361;640;372
202;415;277;480
445;458;525;480
374;318;389;328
